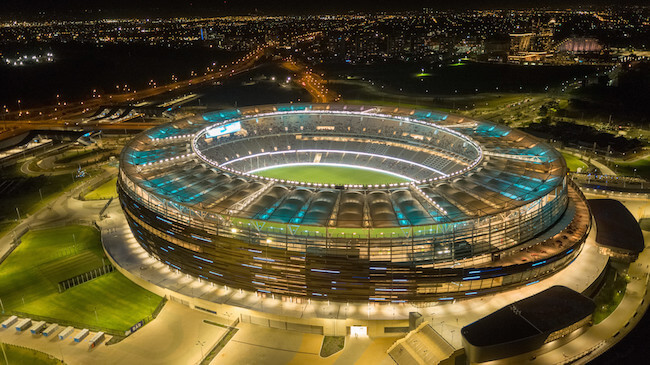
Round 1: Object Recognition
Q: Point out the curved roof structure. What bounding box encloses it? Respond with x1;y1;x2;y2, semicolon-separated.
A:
556;37;603;53
117;104;590;303
588;199;644;254
462;286;595;363
120;103;566;230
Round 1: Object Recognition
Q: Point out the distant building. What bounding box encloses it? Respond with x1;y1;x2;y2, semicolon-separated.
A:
508;20;557;64
556;38;603;54
508;51;551;64
510;32;535;54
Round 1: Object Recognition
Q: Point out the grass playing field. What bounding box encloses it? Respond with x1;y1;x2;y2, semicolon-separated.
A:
252;164;410;185
0;225;162;332
84;177;118;200
17;272;161;331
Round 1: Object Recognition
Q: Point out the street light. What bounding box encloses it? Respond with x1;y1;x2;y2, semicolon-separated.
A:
196;340;205;360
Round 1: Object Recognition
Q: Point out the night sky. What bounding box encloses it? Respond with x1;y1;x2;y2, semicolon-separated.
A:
1;0;647;18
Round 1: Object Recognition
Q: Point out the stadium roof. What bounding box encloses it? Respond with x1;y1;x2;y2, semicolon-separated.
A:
461;286;595;348
588;199;644;254
120;104;566;229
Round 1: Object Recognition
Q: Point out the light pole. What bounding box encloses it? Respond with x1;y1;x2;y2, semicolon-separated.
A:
196;340;205;361
15;207;20;221
1;343;9;365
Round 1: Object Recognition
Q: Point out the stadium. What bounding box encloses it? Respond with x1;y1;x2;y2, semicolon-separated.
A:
117;103;591;304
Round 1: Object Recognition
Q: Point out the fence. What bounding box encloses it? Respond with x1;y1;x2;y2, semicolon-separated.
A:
58;264;115;292
0;342;64;365
77;171;118;201
99;197;114;218
0;225;30;265
200;317;240;365
240;314;323;335
142;297;167;326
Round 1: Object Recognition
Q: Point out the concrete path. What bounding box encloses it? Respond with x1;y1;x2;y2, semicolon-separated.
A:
210;322;397;365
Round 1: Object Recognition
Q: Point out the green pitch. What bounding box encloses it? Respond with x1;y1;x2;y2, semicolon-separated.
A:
252;164;410;185
0;225;161;332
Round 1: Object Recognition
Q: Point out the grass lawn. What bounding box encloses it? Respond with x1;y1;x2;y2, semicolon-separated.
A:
614;156;650;180
342;93;531;113
17;272;161;332
0;226;103;309
0;167;100;236
592;266;629;324
562;152;589;172
0;225;162;332
252;164;410;185
320;336;345;357
84;177;117;200
0;343;64;365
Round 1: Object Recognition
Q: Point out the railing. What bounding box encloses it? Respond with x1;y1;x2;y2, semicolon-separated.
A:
557;340;606;365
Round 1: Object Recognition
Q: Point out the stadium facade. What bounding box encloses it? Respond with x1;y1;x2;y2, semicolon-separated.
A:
118;103;591;304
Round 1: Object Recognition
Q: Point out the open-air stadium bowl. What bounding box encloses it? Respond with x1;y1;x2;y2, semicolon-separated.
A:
118;103;591;304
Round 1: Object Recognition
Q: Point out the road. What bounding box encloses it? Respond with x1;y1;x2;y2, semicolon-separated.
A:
0;43;272;136
281;59;338;103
